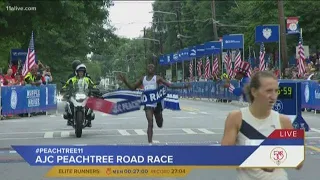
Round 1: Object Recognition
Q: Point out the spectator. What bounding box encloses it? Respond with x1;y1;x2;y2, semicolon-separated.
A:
14;73;24;85
24;64;41;86
3;68;15;86
43;66;53;84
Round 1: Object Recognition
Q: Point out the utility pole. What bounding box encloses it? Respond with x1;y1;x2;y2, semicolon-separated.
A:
278;0;288;73
143;27;147;72
176;7;184;82
153;26;156;66
211;0;218;41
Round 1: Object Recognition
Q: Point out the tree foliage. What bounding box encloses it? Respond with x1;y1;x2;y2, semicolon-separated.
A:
142;0;320;79
0;0;117;83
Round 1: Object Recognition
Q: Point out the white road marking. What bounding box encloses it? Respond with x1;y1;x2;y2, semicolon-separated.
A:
61;131;70;137
44;132;54;138
199;112;209;114
182;128;197;134
311;128;320;134
112;117;137;120
73;144;88;146
197;128;215;134
187;112;197;115
0;127;225;135
153;140;160;143
171;117;193;119
134;129;146;135
118;130;130;136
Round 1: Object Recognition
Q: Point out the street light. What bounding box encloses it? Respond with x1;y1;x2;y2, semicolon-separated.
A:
177;34;193;39
134;37;160;44
150;10;177;17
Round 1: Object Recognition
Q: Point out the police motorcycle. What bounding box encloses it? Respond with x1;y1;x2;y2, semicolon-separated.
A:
61;79;101;138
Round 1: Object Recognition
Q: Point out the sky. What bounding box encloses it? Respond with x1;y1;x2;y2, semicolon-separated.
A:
108;1;154;39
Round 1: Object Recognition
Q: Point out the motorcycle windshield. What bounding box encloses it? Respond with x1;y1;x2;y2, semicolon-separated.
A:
76;79;89;95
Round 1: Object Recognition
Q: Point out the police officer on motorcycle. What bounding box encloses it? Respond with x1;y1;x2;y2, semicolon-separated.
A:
68;60;91;79
62;64;97;127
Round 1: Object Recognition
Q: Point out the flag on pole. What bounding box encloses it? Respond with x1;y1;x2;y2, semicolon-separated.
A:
298;33;306;78
189;60;193;80
22;31;36;76
197;59;202;77
212;55;219;77
234;49;242;69
229;83;235;93
204;56;211;79
224;50;233;77
259;43;266;71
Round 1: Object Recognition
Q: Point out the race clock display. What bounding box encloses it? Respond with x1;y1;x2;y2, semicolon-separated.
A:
277;86;293;99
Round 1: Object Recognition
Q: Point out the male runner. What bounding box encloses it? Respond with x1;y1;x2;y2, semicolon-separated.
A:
118;64;190;144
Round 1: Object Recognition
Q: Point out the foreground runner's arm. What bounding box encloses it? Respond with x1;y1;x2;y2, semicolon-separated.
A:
221;111;241;146
156;76;191;89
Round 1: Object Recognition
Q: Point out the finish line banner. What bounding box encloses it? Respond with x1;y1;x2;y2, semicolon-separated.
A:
12;130;304;178
86;86;180;115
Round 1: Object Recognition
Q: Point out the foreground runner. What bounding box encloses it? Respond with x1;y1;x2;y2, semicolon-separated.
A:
118;64;190;144
221;71;303;180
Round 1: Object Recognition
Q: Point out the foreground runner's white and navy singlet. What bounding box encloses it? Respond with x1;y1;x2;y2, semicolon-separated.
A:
142;75;164;109
236;107;288;180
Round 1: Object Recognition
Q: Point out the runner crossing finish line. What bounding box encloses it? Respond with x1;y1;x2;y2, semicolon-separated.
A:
86;64;190;144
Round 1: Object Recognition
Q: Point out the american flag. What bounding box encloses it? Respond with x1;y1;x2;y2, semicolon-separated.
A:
234;49;242;70
247;46;252;78
197;59;202;77
189;60;193;80
247;66;252;78
204;56;211;79
259;43;266;71
229;83;235;93
22;31;36;76
224;50;233;78
298;34;306;77
212;55;219;77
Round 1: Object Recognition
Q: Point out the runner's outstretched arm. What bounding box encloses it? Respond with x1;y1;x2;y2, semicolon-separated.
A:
120;75;143;91
157;76;190;89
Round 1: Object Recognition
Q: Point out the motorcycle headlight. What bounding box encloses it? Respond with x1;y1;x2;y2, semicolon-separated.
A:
57;95;63;101
75;93;87;101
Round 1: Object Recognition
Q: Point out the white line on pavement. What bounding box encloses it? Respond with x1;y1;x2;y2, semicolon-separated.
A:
199;112;209;114
44;132;54;138
61;131;70;138
171;117;193;119
118;130;131;136
0;127;225;135
187;112;197;115
182;128;197;134
134;129;146;135
311;128;320;134
197;128;215;134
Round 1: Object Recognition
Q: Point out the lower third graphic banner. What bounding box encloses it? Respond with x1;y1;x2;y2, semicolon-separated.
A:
12;130;304;178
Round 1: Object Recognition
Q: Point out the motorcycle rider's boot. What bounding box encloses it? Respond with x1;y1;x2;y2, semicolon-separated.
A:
86;120;92;127
67;119;73;126
63;112;69;120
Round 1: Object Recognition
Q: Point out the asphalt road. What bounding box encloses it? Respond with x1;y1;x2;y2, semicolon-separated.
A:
0;99;320;180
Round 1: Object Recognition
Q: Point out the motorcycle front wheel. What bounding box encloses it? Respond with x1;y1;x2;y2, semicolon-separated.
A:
75;110;83;138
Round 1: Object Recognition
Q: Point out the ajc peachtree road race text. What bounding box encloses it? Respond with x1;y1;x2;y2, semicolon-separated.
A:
35;147;174;164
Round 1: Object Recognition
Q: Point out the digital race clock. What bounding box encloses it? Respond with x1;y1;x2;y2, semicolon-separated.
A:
277;86;293;99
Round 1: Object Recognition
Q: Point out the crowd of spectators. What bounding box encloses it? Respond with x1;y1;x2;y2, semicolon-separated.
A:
0;60;54;119
0;60;53;87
